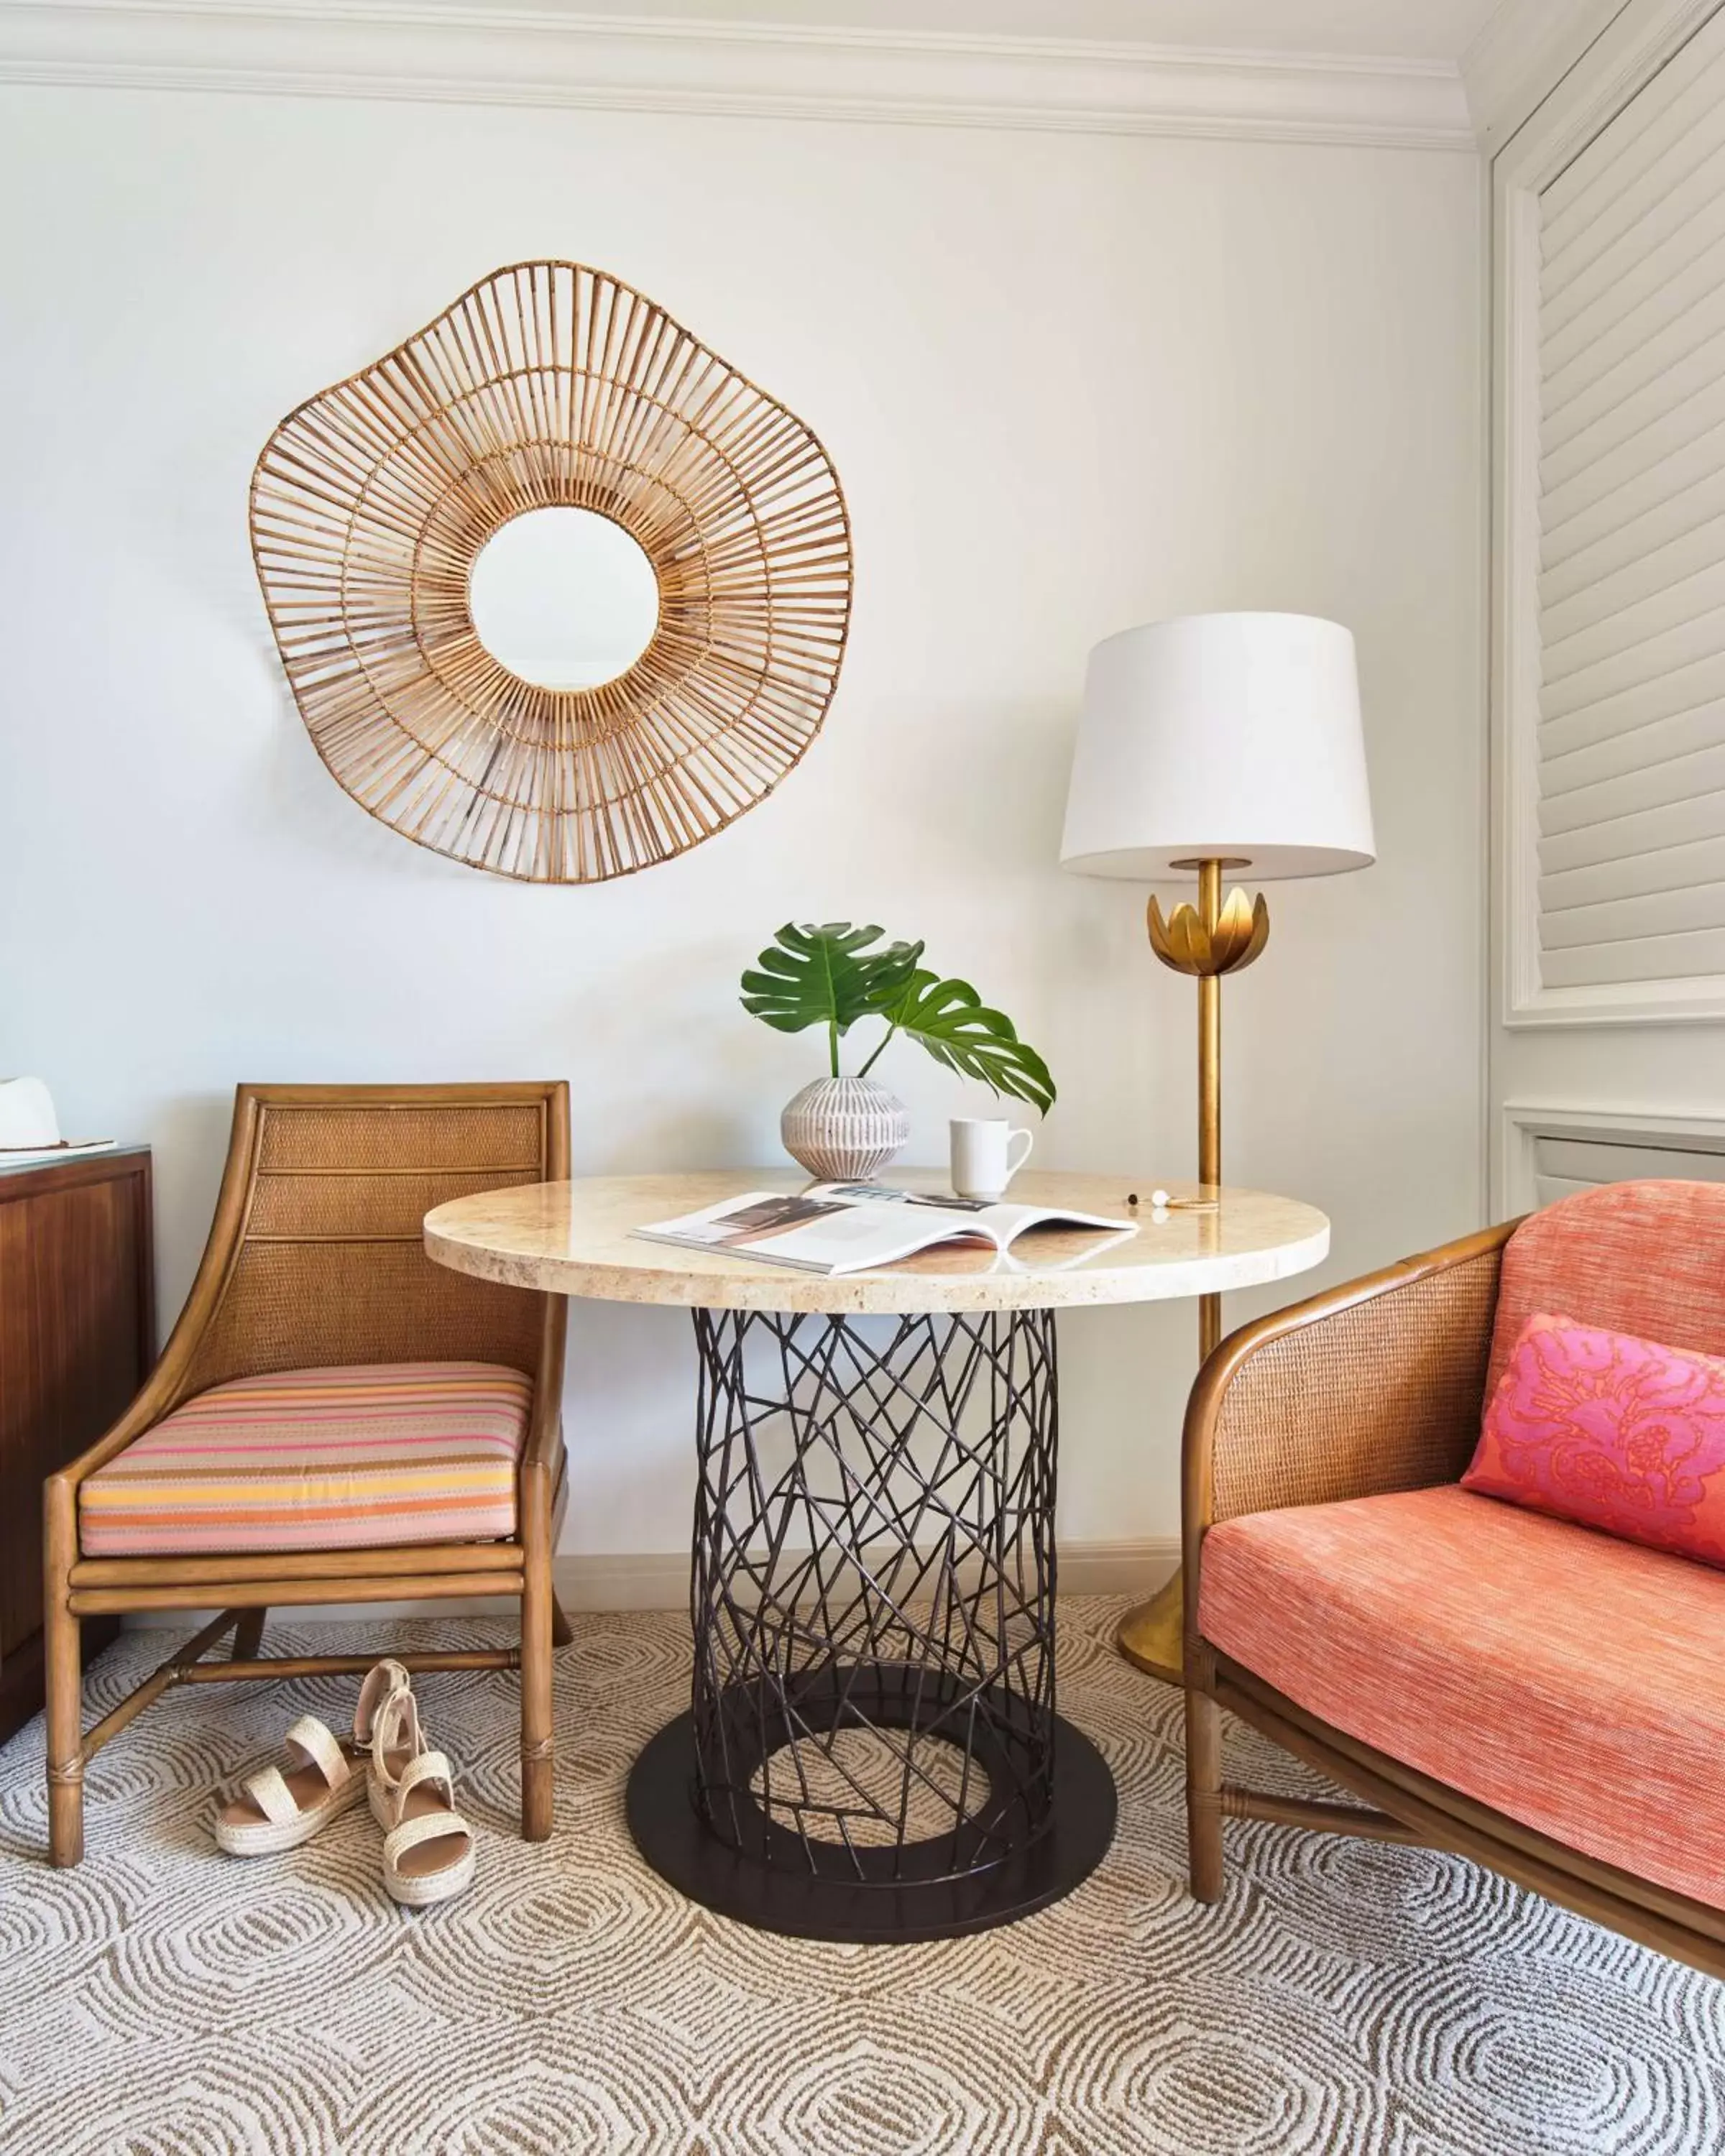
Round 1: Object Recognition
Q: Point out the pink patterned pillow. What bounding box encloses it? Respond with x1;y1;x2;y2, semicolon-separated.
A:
1463;1312;1725;1568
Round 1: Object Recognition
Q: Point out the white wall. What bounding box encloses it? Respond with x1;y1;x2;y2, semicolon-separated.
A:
0;84;1484;1565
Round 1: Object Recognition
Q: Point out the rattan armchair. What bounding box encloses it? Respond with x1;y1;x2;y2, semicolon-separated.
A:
1182;1216;1725;1980
43;1082;570;1868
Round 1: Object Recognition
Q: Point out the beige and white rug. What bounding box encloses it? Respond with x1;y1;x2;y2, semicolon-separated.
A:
2;1598;1721;2156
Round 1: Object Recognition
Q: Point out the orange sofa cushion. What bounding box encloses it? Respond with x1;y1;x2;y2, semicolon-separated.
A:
1199;1483;1725;1911
1487;1179;1725;1402
1465;1313;1725;1567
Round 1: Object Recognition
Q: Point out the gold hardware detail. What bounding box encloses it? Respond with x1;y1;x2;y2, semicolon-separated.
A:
1116;1570;1184;1682
1146;888;1270;978
1118;859;1271;1685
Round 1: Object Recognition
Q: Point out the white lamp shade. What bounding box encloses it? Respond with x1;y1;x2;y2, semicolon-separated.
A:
1060;612;1375;882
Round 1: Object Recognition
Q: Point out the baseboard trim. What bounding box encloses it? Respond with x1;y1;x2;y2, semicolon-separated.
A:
559;1537;1180;1610
122;1537;1180;1627
555;1549;689;1615
0;3;1477;149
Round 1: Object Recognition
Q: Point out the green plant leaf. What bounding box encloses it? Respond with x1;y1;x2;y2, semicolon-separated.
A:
883;971;1057;1115
740;923;925;1038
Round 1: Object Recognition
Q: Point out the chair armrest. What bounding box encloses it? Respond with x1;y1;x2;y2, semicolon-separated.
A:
50;1089;264;1497
1184;1220;1516;1552
47;1360;190;1495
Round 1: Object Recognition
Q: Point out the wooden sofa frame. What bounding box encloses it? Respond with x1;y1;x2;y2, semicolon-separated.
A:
1183;1220;1725;1981
42;1081;571;1868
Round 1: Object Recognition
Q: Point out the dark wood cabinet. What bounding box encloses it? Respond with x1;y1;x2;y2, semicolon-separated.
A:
0;1146;153;1743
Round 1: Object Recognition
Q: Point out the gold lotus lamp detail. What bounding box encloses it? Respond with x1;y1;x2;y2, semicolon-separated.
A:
1146;883;1269;977
1061;612;1375;1685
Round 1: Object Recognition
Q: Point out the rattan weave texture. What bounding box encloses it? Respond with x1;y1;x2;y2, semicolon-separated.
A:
251;262;852;883
180;1102;551;1396
254;1103;546;1172
247;1169;533;1241
1209;1244;1503;1524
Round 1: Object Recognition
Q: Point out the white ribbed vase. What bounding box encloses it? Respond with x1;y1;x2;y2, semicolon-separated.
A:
780;1076;910;1181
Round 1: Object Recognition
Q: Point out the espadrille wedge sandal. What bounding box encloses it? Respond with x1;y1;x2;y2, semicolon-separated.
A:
213;1715;363;1856
366;1681;426;1830
353;1657;412;1756
376;1745;476;1909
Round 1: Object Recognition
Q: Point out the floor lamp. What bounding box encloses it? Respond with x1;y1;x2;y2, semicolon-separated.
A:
1059;612;1375;1683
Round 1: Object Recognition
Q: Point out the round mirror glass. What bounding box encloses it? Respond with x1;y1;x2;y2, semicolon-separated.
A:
468;507;659;690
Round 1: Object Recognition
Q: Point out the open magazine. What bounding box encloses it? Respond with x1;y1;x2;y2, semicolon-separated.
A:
632;1182;1138;1277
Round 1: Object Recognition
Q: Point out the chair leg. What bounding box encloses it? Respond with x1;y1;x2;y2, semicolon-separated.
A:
43;1478;86;1868
231;1609;267;1661
1186;1681;1225;1902
518;1456;556;1841
551;1594;574;1650
45;1590;85;1869
520;1580;554;1842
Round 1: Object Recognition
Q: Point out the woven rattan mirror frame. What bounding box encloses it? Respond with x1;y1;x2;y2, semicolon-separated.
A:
251;263;852;883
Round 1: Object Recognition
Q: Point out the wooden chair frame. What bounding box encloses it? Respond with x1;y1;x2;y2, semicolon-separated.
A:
1182;1221;1725;1981
42;1082;571;1868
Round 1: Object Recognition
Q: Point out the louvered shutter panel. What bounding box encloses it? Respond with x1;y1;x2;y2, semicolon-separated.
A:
1537;8;1725;991
1530;1133;1725;1207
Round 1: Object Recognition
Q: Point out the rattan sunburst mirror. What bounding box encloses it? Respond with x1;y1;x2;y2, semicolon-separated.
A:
251;262;852;883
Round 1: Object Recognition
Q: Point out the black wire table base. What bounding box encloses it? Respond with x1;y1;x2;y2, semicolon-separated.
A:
625;1305;1116;1943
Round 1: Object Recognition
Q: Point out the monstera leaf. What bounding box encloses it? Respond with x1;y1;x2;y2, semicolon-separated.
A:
873;971;1057;1115
740;923;925;1073
741;920;1057;1110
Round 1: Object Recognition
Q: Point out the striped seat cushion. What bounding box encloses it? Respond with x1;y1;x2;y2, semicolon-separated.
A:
1199;1483;1725;1912
79;1361;533;1556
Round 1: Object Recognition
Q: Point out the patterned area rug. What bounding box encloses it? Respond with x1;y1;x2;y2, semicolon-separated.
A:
2;1598;1721;2156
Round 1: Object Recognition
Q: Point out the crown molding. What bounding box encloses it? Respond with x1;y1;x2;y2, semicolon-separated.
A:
0;1;1477;148
1460;0;1634;154
1476;0;1724;170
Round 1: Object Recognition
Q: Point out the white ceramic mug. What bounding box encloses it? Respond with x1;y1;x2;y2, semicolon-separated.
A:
949;1118;1034;1203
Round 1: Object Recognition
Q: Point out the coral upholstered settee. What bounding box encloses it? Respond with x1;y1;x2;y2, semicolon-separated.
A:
1182;1179;1725;1978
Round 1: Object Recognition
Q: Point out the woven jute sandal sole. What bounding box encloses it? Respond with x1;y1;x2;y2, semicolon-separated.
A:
383;1831;477;1909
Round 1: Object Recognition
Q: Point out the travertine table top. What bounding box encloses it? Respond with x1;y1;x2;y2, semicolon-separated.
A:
423;1170;1330;1317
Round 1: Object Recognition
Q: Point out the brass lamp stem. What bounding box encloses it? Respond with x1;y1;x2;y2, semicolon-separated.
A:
1117;854;1268;1683
1197;859;1223;1364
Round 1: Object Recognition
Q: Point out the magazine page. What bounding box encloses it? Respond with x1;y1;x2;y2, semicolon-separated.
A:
806;1182;993;1220
634;1192;852;1248
634;1184;1140;1277
995;1220;1141;1271
633;1189;996;1275
963;1199;1133;1245
814;1184;1136;1248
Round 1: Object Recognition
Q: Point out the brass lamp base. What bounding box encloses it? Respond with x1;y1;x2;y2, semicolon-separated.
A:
1116;1569;1184;1682
1118;857;1268;1687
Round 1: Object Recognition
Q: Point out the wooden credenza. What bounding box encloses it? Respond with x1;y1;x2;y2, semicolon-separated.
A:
0;1146;154;1743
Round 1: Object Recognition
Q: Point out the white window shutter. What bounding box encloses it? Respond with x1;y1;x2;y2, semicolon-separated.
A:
1537;9;1725;992
1530;1132;1725;1207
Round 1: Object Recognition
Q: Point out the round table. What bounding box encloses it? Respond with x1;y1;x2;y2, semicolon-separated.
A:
425;1169;1328;1943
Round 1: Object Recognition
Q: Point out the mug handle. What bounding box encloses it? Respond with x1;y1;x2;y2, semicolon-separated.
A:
1006;1128;1034;1183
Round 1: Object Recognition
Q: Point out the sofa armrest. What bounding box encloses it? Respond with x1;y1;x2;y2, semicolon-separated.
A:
1184;1221;1515;1547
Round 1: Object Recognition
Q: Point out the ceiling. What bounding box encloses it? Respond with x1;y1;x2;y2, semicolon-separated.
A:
528;0;1506;63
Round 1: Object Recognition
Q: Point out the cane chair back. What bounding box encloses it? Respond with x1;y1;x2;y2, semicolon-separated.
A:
170;1089;560;1408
